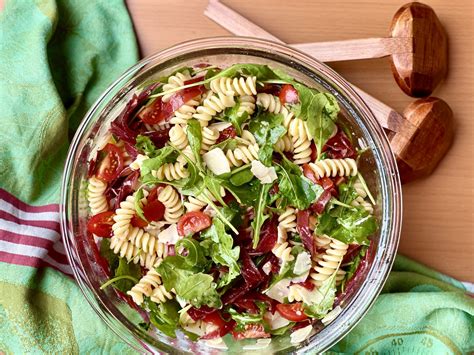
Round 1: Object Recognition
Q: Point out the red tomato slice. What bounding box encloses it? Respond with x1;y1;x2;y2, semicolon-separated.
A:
279;84;299;105
232;324;270;340
87;211;115;238
96;144;124;183
131;215;148;228
143;199;165;222
276;303;308;322
177;211;212;236
138;82;205;124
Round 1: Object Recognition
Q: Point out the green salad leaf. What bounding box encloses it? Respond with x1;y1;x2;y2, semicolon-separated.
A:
100;239;141;292
140;145;177;177
186;118;203;167
156;251;222;308
223;101;249;135
146;298;180;338
212;137;239;151
228;308;264;331
316;207;376;245
229;166;254;186
248;111;286;166
135;135;158;156
211;63;281;81
201;218;240;287
276;156;323;210
304;270;337;319
251;183;272;248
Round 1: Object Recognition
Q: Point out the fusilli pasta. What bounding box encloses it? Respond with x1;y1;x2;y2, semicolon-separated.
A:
162;71;191;102
308;158;358;179
193;93;235;126
169;124;188;150
158;186;184;223
278;207;297;232
226;143;259;167
169;98;201;125
87;176;109;215
152;162;189;181
310;238;348;286
210;76;257;96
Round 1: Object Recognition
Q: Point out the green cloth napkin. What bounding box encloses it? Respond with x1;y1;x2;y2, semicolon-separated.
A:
0;1;473;354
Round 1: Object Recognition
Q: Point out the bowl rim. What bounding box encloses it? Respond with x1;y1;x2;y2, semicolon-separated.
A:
60;36;402;354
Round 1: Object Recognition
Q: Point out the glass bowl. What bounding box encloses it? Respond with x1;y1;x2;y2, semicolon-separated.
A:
60;37;402;354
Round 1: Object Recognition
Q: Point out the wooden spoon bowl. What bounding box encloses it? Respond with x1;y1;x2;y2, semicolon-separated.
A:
390;2;448;97
390;97;454;183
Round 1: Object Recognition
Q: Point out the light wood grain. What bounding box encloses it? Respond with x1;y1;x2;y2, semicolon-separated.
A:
125;0;473;282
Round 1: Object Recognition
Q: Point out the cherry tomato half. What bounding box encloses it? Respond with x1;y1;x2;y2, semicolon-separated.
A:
96;144;124;183
177;211;212;236
232;324;270;340
131;190;166;228
279;84;299;105
87;211;115;238
276;302;308;322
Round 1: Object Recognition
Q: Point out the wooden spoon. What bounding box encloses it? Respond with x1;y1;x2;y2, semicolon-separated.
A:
206;1;448;98
356;91;454;184
204;0;454;183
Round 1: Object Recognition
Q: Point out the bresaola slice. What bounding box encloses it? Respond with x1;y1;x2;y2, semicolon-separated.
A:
323;129;357;159
297;210;316;256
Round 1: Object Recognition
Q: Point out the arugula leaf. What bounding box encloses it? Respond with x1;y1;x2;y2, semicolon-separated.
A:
228;308;264;330
219;201;243;230
135;135;158;157
229;166;254;186
316;207;376;245
221;178;260;205
212;138;239;151
304;271;337;319
211;63;281;81
112;258;141;292
134;188;146;222
201;174;227;206
186;119;203;167
176;237;207;269
156;255;222;308
146;298;180;338
251;183;272;248
99;239;141;292
201;218;240;287
222;101;249;135
248;112;286;166
140;146;177;177
276;157;323;210
292;89;339;160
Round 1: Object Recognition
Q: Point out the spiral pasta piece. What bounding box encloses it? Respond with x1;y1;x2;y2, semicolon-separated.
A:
127;268;162;305
150;285;175;304
226;143;259;168
162;71;191;102
274;135;293;152
110;236;159;269
152;162;189;181
87;176;109;215
315;234;332;250
272;242;294;265
308;158;358;179
111;193;141;240
310;238;348;286
201;126;219;152
169;98;201;125
193;93;235;126
292;136;312;165
256;93;295;128
237;95;256;117
158;186;184;223
351;180;373;214
239;130;257;145
210;76;257;96
278;207;297;232
127;226;168;257
169;124;188;150
184;187;224;212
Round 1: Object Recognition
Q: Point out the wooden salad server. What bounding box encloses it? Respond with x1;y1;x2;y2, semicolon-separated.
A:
204;0;454;183
206;0;448;98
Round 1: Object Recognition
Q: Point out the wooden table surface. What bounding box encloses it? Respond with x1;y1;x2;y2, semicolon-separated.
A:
1;0;472;281
126;0;473;281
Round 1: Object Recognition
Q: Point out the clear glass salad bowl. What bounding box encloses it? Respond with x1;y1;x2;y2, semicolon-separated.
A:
60;37;402;354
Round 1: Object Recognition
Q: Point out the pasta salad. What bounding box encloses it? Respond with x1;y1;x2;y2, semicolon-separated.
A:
85;63;378;344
